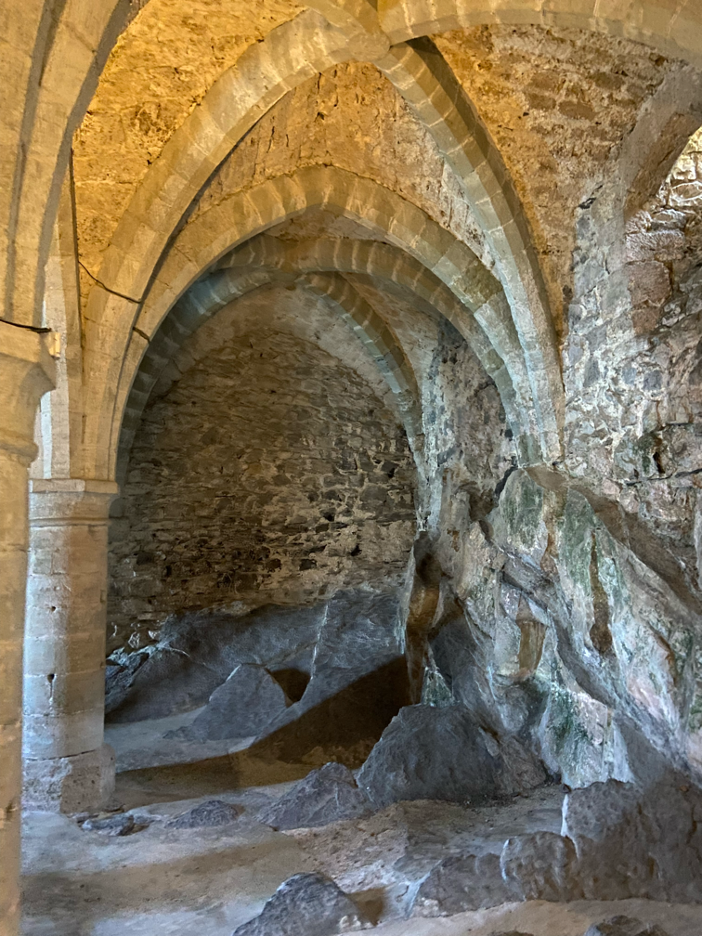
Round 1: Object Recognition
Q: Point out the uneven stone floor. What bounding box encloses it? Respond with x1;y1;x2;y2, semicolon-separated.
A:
20;715;702;936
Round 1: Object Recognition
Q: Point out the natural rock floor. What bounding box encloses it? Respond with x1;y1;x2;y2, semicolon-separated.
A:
20;715;702;936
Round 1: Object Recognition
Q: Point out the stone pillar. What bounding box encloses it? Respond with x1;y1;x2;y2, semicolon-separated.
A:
0;321;55;936
23;479;118;814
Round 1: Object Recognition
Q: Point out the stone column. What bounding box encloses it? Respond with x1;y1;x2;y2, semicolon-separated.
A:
23;479;118;813
0;321;55;936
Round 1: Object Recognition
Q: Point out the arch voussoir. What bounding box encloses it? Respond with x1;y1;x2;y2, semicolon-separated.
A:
377;0;702;68
376;37;564;461
87;166;543;479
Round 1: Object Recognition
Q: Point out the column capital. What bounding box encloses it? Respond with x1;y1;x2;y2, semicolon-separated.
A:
29;479;119;525
0;321;56;464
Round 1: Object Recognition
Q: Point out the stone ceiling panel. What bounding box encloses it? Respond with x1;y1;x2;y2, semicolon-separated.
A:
434;24;680;332
190;63;493;271
73;0;305;281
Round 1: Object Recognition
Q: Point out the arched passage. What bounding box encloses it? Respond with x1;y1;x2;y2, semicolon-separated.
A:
13;7;702;935
88;166;541;480
116;267;425;481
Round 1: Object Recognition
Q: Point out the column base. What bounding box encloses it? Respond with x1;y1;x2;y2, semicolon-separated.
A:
23;743;115;814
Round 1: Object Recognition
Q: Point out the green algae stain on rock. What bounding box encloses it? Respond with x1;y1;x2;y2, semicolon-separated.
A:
492;470;545;555
558;490;597;592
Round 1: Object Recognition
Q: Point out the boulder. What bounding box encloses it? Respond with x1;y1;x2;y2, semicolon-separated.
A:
257;763;371;830
584;917;670;936
167;799;241;829
413;852;518;916
357;704;546;809
231;872;372;936
167;665;289;741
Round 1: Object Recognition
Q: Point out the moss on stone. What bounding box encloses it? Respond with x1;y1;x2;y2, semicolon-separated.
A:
500;470;544;552
558;491;596;591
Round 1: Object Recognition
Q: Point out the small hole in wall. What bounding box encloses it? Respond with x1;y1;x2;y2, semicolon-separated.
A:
50;606;56;612
47;674;55;683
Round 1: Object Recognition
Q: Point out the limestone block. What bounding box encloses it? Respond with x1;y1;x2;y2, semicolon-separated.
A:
23;630;107;677
23;668;105;717
23;709;104;759
23;743;115;814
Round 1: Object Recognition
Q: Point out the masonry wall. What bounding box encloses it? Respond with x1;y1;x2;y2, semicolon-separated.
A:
108;293;416;651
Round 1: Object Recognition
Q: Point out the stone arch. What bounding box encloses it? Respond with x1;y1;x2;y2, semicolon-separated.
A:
30;175;84;480
115;231;536;486
81;10;353;341
219;235;533;451
86;167;539;478
304;272;423;434
79;20;563;466
11;0;702;331
377;38;563;460
2;0;132;327
618;67;702;221
116;268;424;481
378;0;702;66
557;59;702;525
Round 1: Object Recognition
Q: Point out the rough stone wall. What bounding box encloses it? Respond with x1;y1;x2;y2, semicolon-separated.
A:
188;63;492;272
417;122;702;788
422;319;514;536
434;25;677;332
561;128;702;604
108;286;416;651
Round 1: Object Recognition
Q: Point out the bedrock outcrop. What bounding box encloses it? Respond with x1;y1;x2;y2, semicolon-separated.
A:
421;464;702;789
411;772;702;916
357;703;547;809
257;762;371;830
